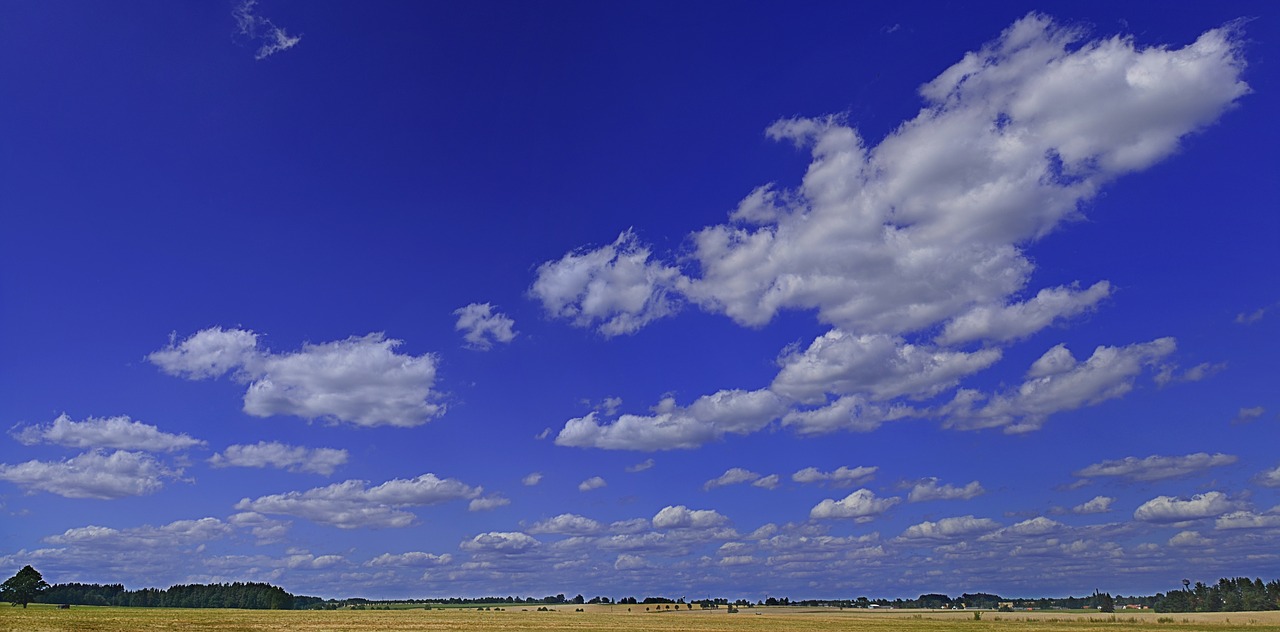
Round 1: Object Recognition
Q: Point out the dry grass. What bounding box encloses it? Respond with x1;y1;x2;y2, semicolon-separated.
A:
5;604;1280;632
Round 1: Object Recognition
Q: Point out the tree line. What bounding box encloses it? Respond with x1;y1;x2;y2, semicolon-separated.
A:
1154;578;1280;613
7;564;1280;612
36;581;309;609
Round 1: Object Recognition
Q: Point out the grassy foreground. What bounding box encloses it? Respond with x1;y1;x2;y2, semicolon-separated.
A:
5;604;1280;632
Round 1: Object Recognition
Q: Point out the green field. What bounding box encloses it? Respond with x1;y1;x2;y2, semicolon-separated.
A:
5;604;1280;632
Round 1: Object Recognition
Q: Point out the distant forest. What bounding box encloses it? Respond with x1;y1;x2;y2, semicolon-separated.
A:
28;576;1280;612
36;582;320;610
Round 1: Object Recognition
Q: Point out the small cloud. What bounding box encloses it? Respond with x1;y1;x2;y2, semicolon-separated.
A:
704;467;760;491
1215;510;1280;530
209;441;347;475
1168;530;1211;547
792;465;877;486
527;513;602;535
232;0;302;60
898;515;1000;540
235;473;480;529
625;458;654;473
521;472;543;486
535;427;551;440
752;474;781;490
1232;406;1266;425
578;476;607;492
1074;453;1237;482
1134;491;1239;523
1156;361;1227;385
365;551;452;567
907;478;984;502
460;531;539;553
614;553;649;570
600;397;623;416
1255;465;1280;488
468;495;510;512
150;328;445;428
453;303;517;350
12;414;204;453
652;505;728;529
811;489;900;521
1073;495;1115;514
1235;307;1267;324
0;450;181;499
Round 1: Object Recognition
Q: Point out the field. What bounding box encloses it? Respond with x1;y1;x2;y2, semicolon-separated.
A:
5;604;1280;632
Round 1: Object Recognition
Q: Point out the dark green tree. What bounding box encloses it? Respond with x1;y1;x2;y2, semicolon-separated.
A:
2;566;50;608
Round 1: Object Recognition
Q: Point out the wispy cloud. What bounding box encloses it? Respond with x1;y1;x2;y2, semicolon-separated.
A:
1074;452;1237;482
1235;307;1267;324
233;0;302;60
625;458;654;473
1231;406;1266;424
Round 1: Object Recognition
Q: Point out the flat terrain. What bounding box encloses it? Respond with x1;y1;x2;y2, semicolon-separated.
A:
5;604;1280;632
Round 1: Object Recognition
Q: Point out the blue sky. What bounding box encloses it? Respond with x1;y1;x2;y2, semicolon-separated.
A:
2;0;1278;601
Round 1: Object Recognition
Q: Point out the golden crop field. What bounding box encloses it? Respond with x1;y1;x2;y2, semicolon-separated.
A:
5;604;1280;632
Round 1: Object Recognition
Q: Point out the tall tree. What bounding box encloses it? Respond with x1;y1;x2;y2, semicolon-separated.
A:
1;566;49;608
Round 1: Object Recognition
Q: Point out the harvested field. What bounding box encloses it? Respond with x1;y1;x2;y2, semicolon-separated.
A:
5;604;1280;632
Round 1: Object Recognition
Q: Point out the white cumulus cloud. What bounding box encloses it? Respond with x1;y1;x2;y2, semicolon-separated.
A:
907;478;985;502
1133;491;1238;523
536;15;1246;341
1214;510;1280;530
527;513;603;535
12;414;204;452
943;338;1177;433
792;465;878;486
771;331;1001;404
555;389;786;451
460;531;540;553
937;282;1111;345
0;450;179;499
810;488;900;521
578;476;607;492
365;551;452;567
453;303;517;350
234;473;480;529
530;230;685;337
468;495;510;512
704;467;761;490
1257;465;1280;488
151;328;445;428
1073;496;1114;514
652;505;728;529
899;515;1001;540
209;441;348;475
